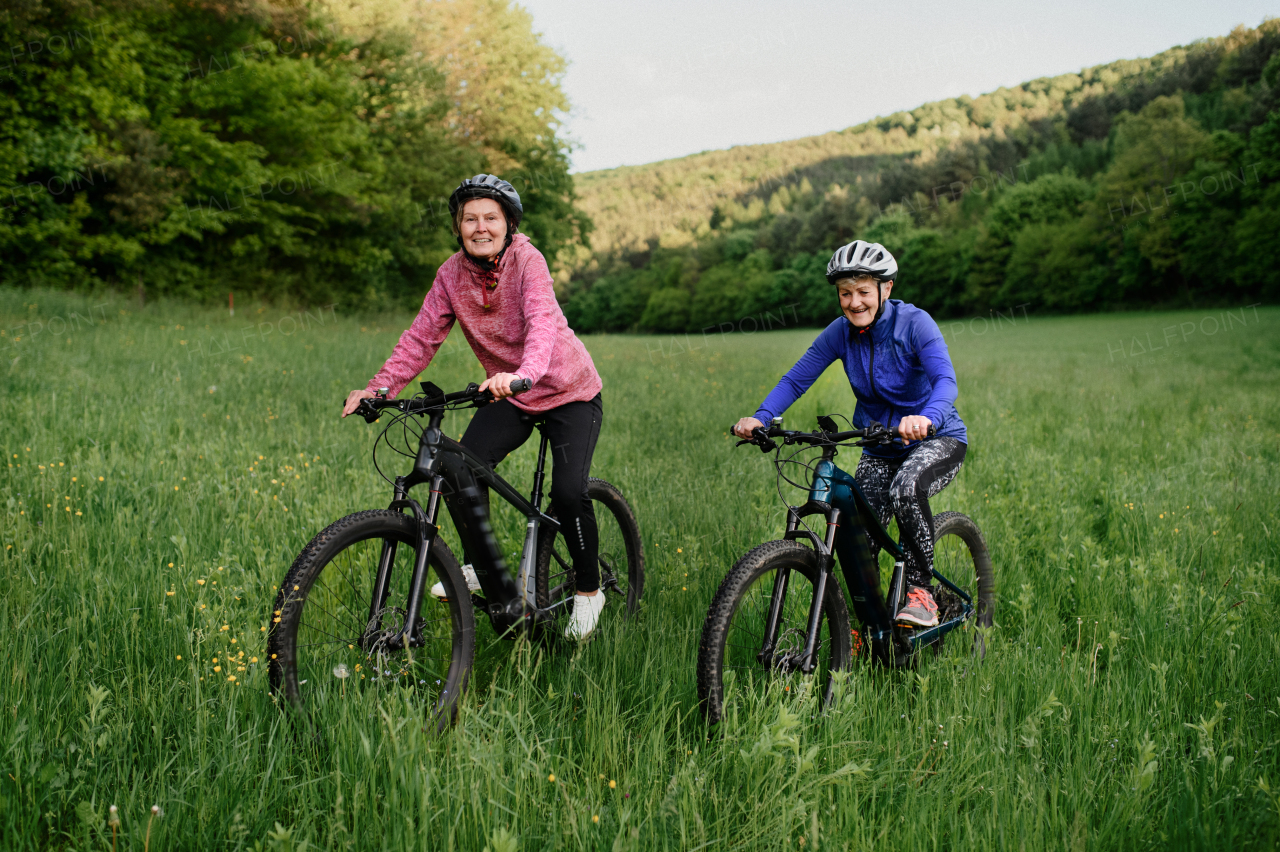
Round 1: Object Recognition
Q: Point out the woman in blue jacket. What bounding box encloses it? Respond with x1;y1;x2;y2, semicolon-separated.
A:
733;240;967;627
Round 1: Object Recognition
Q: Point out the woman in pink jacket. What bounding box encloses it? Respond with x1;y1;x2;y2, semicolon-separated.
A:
342;175;606;640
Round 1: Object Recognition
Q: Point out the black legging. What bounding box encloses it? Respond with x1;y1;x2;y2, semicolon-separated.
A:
848;437;967;589
449;394;603;592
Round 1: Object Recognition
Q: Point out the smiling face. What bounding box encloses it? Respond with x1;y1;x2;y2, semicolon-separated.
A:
837;275;893;328
458;198;508;260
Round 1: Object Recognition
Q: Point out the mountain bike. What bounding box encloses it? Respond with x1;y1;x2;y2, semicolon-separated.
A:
696;416;993;725
267;380;644;730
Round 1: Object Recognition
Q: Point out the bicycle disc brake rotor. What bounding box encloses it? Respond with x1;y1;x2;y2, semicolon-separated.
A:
360;607;428;684
768;627;808;673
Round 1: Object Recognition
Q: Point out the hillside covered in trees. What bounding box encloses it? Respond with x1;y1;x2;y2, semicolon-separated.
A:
561;21;1280;333
0;0;587;308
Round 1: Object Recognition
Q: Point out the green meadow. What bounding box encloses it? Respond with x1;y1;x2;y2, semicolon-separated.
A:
2;287;1278;851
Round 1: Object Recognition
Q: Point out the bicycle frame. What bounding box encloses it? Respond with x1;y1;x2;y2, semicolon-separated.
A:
763;442;975;670
364;403;561;651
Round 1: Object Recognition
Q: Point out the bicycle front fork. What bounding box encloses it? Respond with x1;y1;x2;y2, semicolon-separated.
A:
364;475;448;651
760;509;843;674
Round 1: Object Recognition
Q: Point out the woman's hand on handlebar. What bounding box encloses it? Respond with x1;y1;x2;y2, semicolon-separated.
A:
733;416;765;439
342;389;376;418
897;414;932;445
479;372;525;400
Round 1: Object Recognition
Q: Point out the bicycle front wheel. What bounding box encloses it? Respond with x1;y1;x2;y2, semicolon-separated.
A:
268;510;475;730
535;478;645;622
697;541;852;726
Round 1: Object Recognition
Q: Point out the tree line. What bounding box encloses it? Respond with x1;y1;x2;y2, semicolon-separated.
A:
561;22;1280;333
0;0;588;309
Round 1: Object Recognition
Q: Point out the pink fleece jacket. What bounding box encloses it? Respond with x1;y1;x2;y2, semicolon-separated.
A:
366;234;602;412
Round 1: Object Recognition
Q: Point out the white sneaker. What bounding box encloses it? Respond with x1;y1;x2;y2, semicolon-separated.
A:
430;564;480;599
564;592;607;641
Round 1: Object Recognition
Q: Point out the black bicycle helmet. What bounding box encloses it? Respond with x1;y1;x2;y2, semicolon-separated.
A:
448;174;523;229
825;240;897;284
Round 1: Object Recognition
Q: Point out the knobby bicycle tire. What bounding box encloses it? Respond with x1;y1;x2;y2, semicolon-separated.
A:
697;540;852;726
534;478;645;624
268;510;475;730
931;510;995;659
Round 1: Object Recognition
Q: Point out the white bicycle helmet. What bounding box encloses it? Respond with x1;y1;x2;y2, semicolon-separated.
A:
825;240;897;285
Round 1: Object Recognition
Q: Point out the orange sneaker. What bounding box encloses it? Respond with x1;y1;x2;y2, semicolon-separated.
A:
896;585;939;628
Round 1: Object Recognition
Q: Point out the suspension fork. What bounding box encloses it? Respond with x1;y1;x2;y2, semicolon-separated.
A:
799;508;841;674
400;475;446;648
366;479;408;632
760;508;841;672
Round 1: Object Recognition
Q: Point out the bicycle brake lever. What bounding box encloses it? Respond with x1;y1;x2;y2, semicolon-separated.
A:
356;399;381;424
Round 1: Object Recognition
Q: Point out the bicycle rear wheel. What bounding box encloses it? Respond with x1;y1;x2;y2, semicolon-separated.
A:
931;510;995;659
697;541;852;725
268;510;475;730
535;478;645;623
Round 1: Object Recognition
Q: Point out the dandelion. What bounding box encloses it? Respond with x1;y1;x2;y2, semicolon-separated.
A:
250;657;258;663
592;815;599;824
166;591;174;596
548;774;555;782
197;579;205;585
333;664;350;679
228;675;236;682
99;476;104;481
145;804;162;852
176;655;182;660
213;666;221;672
609;779;616;789
677;547;682;553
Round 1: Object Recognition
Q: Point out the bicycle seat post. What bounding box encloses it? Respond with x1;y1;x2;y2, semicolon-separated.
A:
530;430;550;509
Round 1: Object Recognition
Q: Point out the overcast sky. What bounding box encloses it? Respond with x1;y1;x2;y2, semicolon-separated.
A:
516;1;1278;173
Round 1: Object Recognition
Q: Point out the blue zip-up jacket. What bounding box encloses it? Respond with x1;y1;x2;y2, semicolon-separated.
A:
754;299;967;458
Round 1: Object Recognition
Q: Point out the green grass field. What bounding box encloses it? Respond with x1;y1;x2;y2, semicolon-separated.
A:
2;288;1278;851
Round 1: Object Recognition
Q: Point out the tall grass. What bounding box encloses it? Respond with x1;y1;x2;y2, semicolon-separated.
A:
2;288;1277;850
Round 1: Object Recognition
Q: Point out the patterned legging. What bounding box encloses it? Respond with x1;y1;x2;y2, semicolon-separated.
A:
853;437;967;588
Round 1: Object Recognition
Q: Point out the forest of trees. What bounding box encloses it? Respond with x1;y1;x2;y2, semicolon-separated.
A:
4;8;1278;325
0;0;587;309
562;21;1280;333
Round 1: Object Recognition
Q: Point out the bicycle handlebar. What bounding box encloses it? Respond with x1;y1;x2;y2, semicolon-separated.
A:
732;420;936;453
354;378;532;423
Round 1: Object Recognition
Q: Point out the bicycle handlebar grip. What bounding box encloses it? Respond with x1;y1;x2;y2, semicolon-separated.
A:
890;423;937;439
510;377;532;394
